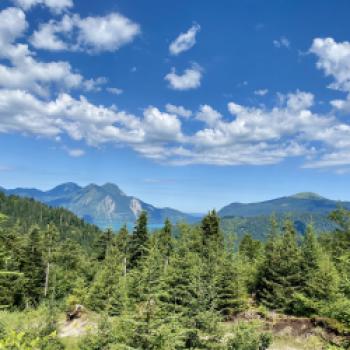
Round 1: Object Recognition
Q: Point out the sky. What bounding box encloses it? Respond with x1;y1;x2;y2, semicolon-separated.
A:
1;0;350;212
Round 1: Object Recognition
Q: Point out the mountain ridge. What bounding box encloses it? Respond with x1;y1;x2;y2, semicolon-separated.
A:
2;184;350;234
2;182;195;228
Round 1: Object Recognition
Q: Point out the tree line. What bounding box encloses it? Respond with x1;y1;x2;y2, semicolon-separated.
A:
1;193;350;349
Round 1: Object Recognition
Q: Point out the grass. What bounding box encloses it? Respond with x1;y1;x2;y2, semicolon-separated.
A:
269;335;327;350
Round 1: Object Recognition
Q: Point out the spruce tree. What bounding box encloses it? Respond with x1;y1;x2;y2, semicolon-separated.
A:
116;224;129;276
216;253;248;319
201;210;222;249
21;226;46;306
239;233;263;262
301;224;339;302
129;211;149;268
159;218;173;270
257;219;303;312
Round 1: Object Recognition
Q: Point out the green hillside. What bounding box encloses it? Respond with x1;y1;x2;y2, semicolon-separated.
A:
1;193;350;349
2;183;195;227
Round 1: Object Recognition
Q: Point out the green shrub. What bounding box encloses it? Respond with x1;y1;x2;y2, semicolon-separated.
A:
226;321;272;350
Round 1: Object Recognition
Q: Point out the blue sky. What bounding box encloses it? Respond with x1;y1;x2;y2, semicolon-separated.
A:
1;0;350;212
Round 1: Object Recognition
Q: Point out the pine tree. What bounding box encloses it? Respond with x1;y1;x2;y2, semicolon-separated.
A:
116;224;129;276
87;245;123;312
201;210;222;250
161;244;201;318
301;224;339;302
129;211;149;268
257;219;303;312
94;228;114;261
43;223;59;298
159;218;173;270
21;226;46;306
239;233;263;262
216;253;248;319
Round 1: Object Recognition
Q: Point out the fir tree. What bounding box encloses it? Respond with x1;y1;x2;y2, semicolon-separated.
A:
159;218;173;270
129;211;149;268
21;226;46;306
116;224;129;276
257;219;303;312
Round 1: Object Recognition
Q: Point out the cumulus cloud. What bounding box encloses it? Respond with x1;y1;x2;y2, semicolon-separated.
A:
165;104;192;118
30;12;140;53
12;0;73;13
169;23;200;56
0;8;105;96
0;89;183;153
165;64;202;90
2;86;350;167
273;36;290;49
196;105;222;126
310;37;350;93
2;20;350;169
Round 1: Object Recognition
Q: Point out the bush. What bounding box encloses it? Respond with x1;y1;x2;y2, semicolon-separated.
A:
320;298;350;329
226;321;272;350
0;330;63;350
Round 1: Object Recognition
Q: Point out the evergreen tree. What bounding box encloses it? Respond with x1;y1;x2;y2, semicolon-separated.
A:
216;253;248;319
239;233;263;262
257;219;303;312
43;224;59;298
116;224;129;276
129;211;149;268
94;228;114;261
21;226;46;306
300;224;339;302
201;210;222;250
159;218;173;270
87;245;123;312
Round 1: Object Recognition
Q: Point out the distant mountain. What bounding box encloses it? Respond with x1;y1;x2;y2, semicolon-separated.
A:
1;183;196;228
218;192;349;239
218;192;350;217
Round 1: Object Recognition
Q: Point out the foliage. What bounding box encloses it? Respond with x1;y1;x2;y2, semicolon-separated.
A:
1;191;350;349
225;321;272;350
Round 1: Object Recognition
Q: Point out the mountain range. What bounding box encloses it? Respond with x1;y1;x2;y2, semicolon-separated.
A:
1;185;349;236
0;182;195;228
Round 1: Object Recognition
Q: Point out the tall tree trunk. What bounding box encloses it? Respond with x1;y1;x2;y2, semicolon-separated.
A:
44;246;51;297
123;256;127;277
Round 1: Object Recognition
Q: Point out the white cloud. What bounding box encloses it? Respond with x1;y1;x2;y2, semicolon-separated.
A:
165;104;192;118
77;13;140;53
310;37;350;92
31;12;140;53
165;64;202;90
2;88;350;167
304;150;350;169
273;36;290;49
30;14;73;50
107;87;123;95
0;89;183;154
0;8;105;96
254;89;268;96
12;0;73;13
0;7;27;44
142;107;183;142
169;23;200;56
3;20;350;169
196;105;222;126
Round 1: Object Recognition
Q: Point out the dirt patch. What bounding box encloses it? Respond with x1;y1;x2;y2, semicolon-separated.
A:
58;314;97;338
229;310;350;348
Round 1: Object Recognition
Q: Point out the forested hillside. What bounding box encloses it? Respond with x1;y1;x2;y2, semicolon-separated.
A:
1;183;195;227
1;193;350;349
